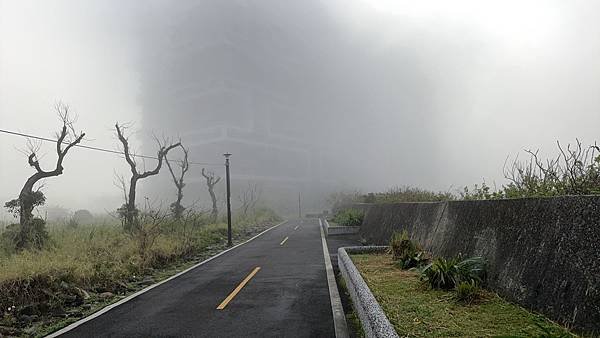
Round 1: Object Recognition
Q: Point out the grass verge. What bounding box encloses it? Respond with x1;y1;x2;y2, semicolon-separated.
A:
336;273;365;338
0;210;281;337
350;253;576;337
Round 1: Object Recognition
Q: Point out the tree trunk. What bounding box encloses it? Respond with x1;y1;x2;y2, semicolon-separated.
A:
18;177;37;224
16;179;36;250
126;176;138;231
174;187;184;219
209;186;218;222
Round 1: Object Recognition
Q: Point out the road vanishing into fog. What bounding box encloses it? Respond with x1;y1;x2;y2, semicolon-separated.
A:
53;219;355;338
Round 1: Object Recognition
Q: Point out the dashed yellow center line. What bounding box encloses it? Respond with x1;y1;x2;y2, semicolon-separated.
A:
216;267;261;310
280;236;289;246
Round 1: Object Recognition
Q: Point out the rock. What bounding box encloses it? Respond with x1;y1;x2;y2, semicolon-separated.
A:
117;281;134;292
74;287;90;300
99;292;114;299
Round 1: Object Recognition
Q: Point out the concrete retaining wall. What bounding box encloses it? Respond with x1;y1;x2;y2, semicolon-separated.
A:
338;246;398;338
324;219;360;236
356;196;600;333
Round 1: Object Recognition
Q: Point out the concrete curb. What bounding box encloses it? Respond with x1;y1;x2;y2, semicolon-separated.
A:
319;219;350;338
338;246;399;338
45;220;288;338
324;219;360;236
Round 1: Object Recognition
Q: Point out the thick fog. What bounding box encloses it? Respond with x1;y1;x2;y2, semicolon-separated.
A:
2;0;600;219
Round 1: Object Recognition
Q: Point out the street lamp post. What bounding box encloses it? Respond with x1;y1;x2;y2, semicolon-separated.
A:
224;153;232;247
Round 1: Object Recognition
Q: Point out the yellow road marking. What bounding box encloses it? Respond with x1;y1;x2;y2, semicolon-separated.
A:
280;236;289;246
216;267;261;310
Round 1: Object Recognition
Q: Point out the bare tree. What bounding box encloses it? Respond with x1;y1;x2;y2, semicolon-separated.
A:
165;144;189;220
201;168;221;222
115;123;180;231
4;103;85;249
237;183;262;216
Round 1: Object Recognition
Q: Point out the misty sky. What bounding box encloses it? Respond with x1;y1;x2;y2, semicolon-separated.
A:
2;0;600;218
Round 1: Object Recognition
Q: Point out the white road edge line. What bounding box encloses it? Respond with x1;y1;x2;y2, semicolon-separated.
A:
319;218;349;338
45;220;289;338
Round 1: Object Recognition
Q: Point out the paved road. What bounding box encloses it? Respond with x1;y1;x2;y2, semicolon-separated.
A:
58;219;343;338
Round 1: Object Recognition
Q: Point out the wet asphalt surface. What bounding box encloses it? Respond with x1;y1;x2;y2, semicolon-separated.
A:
58;219;359;338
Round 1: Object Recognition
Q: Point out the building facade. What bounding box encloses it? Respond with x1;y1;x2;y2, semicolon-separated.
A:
136;1;340;213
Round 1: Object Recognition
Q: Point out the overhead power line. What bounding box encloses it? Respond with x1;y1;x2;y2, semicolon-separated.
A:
0;128;222;167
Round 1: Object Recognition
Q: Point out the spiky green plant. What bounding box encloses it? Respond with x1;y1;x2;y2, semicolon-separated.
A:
421;257;460;289
389;231;429;269
456;256;486;284
421;256;486;289
455;280;480;303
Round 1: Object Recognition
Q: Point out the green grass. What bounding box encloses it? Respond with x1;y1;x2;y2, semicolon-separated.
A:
331;208;364;226
336;273;365;338
350;253;575;338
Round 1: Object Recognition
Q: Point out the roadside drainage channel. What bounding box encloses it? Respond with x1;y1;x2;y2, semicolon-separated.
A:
338;246;399;338
324;219;360;236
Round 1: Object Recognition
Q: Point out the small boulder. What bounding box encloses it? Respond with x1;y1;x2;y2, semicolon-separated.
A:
99;292;114;299
74;287;90;300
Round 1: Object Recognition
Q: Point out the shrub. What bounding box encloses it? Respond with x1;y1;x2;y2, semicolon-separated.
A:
331;208;364;227
461;182;504;200
402;251;430;269
0;224;19;255
421;257;460;289
72;209;94;225
389;231;416;260
456;256;487;284
421;256;486;289
455;280;481;303
463;140;600;199
5;218;50;251
389;231;428;269
363;186;455;203
327;190;362;213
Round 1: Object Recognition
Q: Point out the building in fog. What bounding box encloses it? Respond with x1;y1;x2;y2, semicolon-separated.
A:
136;1;341;213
